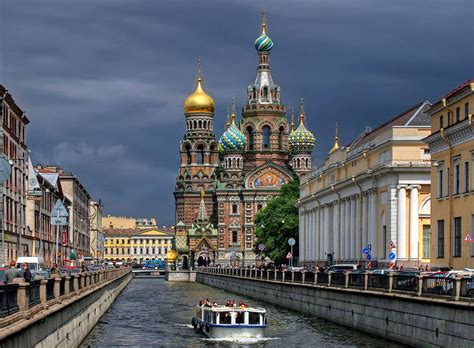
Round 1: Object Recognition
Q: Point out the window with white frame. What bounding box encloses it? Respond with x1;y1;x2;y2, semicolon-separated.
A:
437;165;444;198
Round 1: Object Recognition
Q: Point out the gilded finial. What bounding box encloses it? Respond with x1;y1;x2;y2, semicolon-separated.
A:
197;57;202;82
231;97;236;123
225;106;230;129
261;9;267;34
290;107;295;132
299;97;305;125
329;122;341;155
200;190;205;199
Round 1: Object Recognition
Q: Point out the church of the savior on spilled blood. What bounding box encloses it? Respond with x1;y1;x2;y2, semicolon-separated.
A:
174;14;316;267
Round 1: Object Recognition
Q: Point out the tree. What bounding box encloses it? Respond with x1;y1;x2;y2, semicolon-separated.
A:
254;177;299;265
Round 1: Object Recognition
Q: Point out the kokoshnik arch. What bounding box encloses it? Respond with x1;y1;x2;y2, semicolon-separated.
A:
173;13;316;267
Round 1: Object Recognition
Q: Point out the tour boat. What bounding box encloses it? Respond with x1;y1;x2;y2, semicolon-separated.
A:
192;303;267;339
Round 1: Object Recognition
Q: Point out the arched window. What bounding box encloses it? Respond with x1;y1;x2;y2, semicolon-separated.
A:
186;145;191;164
262;87;268;99
306;158;309;168
278;126;284;150
247;126;254;150
262;126;271;149
297;158;301;168
197;145;205;164
193;120;197;129
198;120;202;129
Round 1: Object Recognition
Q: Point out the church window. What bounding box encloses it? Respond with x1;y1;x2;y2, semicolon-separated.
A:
262;87;268;99
232;231;238;244
237;158;240;168
247;126;254;150
198;120;202;129
262;126;271;149
232;204;238;214
197;145;205;164
257;203;263;211
306;158;309;168
193;120;197;129
253;87;256;99
278;126;284;150
297;158;300;168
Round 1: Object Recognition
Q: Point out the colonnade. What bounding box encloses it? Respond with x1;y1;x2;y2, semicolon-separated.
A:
301;190;378;263
397;185;420;259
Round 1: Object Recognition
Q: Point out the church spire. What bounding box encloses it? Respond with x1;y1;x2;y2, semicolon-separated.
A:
290;107;295;132
261;10;267;35
299;97;306;125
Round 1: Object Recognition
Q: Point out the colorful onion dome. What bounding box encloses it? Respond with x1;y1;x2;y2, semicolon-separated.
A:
184;59;215;114
219;99;247;152
255;33;273;51
288;98;315;152
254;11;273;51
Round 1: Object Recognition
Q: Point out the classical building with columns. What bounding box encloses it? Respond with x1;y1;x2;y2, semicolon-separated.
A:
299;101;432;268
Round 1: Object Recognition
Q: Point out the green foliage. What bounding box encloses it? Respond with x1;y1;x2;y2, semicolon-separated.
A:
254;177;299;265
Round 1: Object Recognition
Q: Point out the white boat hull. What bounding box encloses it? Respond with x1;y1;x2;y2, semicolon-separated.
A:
193;318;266;339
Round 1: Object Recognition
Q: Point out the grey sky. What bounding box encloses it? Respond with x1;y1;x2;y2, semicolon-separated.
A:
1;0;473;224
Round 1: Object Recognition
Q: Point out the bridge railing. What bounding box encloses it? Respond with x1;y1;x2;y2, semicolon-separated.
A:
200;267;473;302
0;267;131;326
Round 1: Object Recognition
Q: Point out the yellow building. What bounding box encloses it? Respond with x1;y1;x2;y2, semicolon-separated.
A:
299;101;432;267
104;228;174;263
424;79;473;269
102;215;157;230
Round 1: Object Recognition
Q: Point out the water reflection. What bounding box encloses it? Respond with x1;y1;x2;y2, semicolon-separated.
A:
81;279;404;347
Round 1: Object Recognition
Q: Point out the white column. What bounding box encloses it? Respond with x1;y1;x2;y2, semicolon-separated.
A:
344;199;350;260
397;186;407;259
409;186;419;260
305;212;310;262
319;208;324;261
299;211;304;262
362;193;368;249
369;191;377;259
314;208;320;262
355;194;362;261
323;207;330;260
339;200;345;261
309;210;314;262
333;202;339;261
350;197;356;260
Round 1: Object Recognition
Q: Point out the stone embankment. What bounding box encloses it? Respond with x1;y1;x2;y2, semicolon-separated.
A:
0;267;131;347
198;267;474;347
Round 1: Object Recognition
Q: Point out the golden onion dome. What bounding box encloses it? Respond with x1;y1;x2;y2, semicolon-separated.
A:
183;76;215;114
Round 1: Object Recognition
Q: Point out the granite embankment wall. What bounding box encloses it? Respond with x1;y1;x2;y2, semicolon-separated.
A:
0;269;132;348
197;272;474;347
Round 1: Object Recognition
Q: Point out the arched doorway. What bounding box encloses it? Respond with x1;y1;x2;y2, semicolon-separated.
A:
182;256;189;270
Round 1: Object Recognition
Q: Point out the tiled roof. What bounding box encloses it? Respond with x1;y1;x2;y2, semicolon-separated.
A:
443;79;474;99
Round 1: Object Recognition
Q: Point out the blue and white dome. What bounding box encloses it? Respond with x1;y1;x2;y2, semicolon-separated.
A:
219;120;247;152
255;33;273;51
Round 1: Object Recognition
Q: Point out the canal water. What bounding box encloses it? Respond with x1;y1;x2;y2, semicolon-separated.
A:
81;278;404;347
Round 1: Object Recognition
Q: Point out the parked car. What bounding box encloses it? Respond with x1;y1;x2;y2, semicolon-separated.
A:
370;269;396;275
15;256;49;280
326;264;359;273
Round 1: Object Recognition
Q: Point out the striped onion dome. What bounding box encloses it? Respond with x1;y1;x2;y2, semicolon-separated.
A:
254;33;273;51
219;119;246;152
288;98;315;152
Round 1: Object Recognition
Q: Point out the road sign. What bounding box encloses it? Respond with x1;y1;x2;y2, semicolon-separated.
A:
389;240;396;249
258;243;265;251
52;200;68;217
51;216;67;226
0;157;11;184
389;251;397;261
286;252;292;259
367;254;372;261
288;238;296;246
362;247;370;256
464;233;474;243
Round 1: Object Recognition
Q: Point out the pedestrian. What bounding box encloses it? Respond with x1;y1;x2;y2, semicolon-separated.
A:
23;263;32;282
50;263;60;278
4;260;22;284
81;262;88;273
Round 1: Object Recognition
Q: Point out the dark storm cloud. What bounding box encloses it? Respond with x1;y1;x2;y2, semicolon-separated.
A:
1;0;473;224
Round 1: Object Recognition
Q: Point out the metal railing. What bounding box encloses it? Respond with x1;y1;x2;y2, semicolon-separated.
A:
0;284;19;318
28;280;41;308
367;274;389;290
201;267;473;302
0;267;131;325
